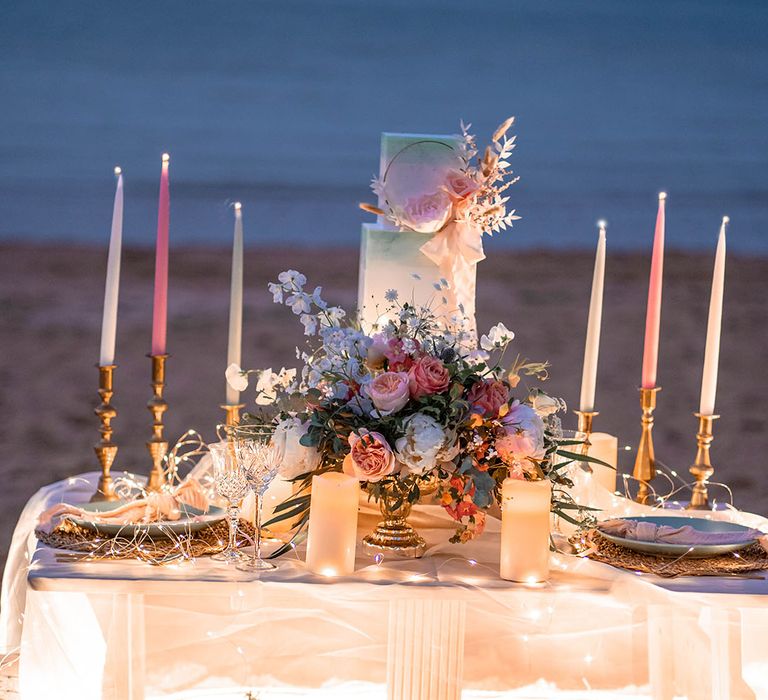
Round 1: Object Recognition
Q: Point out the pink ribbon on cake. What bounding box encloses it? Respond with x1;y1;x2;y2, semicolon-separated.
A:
419;221;485;333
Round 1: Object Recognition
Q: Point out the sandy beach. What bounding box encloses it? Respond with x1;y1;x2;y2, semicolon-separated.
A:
1;242;766;567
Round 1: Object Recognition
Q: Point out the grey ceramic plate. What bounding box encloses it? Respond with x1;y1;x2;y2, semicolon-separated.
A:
69;500;225;539
597;515;758;559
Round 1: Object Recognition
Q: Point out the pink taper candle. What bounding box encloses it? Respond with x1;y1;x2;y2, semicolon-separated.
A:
151;153;170;355
641;192;666;388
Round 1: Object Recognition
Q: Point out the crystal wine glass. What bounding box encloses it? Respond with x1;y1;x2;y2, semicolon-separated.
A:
209;441;249;563
230;426;283;572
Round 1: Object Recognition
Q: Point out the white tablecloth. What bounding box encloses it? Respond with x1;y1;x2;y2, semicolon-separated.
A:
2;472;768;700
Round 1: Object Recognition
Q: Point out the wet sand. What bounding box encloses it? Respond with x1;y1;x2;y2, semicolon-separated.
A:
1;243;766;567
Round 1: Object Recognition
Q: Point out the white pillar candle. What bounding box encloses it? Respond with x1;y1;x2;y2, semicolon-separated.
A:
262;475;295;534
699;217;727;416
587;432;618;493
225;202;244;405
500;478;552;583
579;221;606;413
306;472;359;576
98;167;124;366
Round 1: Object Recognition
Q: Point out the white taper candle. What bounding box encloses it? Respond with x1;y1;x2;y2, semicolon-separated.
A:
579;221;607;413
699;217;728;416
98;167;124;366
225;202;244;405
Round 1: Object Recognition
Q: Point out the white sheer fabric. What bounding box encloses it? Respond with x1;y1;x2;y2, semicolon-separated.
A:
2;472;768;700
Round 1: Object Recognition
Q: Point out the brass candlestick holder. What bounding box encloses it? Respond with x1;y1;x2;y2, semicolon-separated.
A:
687;413;719;510
574;410;598;437
92;364;119;501
573;410;597;471
632;386;661;504
221;403;245;427
146;354;169;492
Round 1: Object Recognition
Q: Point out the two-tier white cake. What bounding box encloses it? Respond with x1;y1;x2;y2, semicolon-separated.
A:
357;132;475;331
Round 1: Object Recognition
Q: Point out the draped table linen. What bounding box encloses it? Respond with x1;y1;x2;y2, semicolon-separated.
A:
2;472;768;700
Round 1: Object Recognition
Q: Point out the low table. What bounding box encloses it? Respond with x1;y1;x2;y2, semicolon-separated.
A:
4;473;768;699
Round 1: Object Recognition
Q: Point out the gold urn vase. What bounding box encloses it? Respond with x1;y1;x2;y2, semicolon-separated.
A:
362;486;427;559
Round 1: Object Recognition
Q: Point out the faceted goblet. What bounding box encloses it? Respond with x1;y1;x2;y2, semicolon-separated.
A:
231;427;283;572
209;441;249;563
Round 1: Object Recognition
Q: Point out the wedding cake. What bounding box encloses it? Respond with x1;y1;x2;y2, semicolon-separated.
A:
357;120;519;336
358;132;467;331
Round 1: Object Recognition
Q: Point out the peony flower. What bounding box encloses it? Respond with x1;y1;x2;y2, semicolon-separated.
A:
495;432;545;465
496;401;546;464
343;430;396;483
443;169;479;201
272;417;322;480
466;379;509;417
480;322;515;352
364;371;410;415
408;355;450;399
401;191;452;233
395;413;455;476
225;363;248;392
502;400;545;436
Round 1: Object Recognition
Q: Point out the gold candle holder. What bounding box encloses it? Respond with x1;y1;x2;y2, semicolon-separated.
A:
92;364;119;502
573;410;598;471
574;410;598;438
687;413;719;510
632;386;661;504
221;403;245;427
146;354;169;492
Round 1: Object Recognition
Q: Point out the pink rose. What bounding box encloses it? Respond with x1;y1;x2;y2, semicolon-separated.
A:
343;430;396;483
402;191;452;233
444;169;479;201
408;355;450;399
365;371;410;414
466;379;509;417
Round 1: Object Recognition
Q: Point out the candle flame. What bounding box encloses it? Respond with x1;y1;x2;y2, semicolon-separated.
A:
234;201;242;211
114;166;122;176
162;153;170;163
658;191;667;201
722;215;730;225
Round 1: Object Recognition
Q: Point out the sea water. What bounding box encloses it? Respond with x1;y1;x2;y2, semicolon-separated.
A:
0;0;766;251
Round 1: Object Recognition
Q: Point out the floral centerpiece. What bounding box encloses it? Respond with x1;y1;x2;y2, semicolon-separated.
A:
228;271;598;555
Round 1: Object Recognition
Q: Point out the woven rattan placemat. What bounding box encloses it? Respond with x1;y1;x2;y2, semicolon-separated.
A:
573;529;768;578
36;518;257;565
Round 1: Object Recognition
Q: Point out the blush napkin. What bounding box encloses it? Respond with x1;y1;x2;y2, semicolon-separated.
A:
36;478;210;532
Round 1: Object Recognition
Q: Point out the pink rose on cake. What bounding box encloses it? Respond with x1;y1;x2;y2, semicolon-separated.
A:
408;355;450;399
402;191;452;233
364;371;410;415
343;430;397;482
466;379;509;417
443;169;479;201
